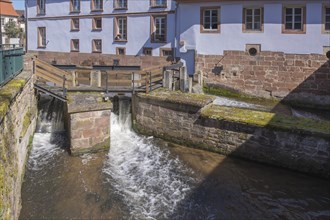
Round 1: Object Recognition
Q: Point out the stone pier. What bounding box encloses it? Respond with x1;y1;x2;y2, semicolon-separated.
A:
65;92;112;156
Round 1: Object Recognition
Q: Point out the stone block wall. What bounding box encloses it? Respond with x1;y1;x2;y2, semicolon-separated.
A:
69;110;111;156
65;92;112;156
133;94;330;178
0;71;37;220
196;51;330;107
31;51;171;69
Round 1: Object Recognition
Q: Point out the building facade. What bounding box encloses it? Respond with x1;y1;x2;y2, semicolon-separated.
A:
0;0;19;45
26;0;330;76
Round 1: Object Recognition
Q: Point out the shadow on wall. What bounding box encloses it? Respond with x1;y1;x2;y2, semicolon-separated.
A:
168;56;330;219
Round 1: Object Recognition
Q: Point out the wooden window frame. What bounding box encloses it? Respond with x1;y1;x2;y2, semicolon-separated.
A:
114;16;128;42
71;18;80;31
151;14;167;43
37;0;46;15
242;7;264;33
70;0;80;13
160;48;173;58
91;0;103;12
92;17;102;31
71;39;79;52
116;47;126;55
143;47;153;56
37;27;46;48
114;0;128;10
200;7;220;33
150;0;167;8
282;5;306;34
92;39;102;53
322;3;330;34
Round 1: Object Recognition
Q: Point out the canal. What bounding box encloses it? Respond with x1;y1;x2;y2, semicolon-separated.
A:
19;97;330;219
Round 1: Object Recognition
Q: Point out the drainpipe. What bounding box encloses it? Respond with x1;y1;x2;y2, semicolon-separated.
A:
25;0;28;52
174;1;179;62
0;6;3;47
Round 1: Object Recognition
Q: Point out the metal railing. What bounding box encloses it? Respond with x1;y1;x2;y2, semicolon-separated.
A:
0;46;24;87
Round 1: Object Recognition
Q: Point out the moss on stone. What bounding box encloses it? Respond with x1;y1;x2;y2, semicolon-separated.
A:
20;110;32;137
0;79;27;121
203;85;279;107
202;104;330;138
139;88;216;107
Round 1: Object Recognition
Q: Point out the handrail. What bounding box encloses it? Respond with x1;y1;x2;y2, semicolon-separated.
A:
0;47;24;87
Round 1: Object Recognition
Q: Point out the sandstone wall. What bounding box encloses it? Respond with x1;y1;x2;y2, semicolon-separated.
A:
133;94;330;178
196;51;330;108
66;92;112;156
0;70;37;220
30;51;171;69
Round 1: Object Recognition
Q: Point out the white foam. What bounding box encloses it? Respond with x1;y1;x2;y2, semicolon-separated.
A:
213;96;262;109
103;104;196;219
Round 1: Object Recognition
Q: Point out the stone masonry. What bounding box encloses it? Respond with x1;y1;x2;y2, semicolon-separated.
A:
0;68;37;220
196;51;330;108
133;93;330;179
66;92;112;156
31;51;171;70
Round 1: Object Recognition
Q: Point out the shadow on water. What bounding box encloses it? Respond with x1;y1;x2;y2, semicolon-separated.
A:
168;60;330;219
20;60;330;219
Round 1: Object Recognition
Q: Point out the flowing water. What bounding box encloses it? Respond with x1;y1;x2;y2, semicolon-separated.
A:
20;97;330;220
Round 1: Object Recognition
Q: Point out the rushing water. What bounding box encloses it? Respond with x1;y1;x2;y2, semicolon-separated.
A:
20;97;330;219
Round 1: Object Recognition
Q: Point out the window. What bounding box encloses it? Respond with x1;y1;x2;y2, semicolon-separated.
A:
243;8;263;32
92;39;102;52
200;7;220;33
93;17;102;30
71;18;79;31
37;0;46;14
92;0;103;11
71;39;79;52
114;17;127;41
1;18;4;26
143;47;152;56
38;27;46;48
282;6;306;34
151;0;166;8
323;5;330;33
9;18;13;22
151;15;167;43
70;0;80;12
160;48;173;57
116;47;126;55
114;0;127;9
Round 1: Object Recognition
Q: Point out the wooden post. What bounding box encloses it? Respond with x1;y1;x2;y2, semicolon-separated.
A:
145;72;150;94
132;72;135;94
179;67;185;92
149;72;152;92
71;71;76;87
188;76;193;93
98;71;101;88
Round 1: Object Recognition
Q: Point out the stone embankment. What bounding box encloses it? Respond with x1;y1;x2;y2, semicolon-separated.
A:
133;89;330;178
0;61;37;220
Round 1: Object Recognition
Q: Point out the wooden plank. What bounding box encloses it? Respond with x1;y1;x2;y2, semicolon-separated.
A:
151;76;163;82
36;72;63;86
76;77;91;81
107;79;132;84
36;68;63;83
36;59;70;77
142;65;164;72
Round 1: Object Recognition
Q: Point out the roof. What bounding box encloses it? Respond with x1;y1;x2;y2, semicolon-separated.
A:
0;0;19;17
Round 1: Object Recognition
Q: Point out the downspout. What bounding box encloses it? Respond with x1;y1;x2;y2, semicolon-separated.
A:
174;1;179;62
25;0;28;52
